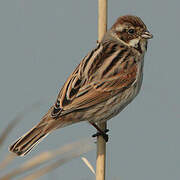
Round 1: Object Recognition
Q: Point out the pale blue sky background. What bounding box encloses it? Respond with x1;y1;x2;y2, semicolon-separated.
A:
0;0;179;179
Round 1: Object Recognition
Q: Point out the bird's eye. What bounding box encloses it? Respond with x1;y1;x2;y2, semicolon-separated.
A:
128;29;135;34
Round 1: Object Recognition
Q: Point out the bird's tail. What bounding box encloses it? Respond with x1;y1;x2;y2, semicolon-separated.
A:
9;108;67;156
9;122;50;156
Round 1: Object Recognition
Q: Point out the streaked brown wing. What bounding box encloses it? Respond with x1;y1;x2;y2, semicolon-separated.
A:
64;63;137;109
52;42;138;117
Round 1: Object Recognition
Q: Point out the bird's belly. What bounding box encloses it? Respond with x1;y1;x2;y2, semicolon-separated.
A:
87;79;143;124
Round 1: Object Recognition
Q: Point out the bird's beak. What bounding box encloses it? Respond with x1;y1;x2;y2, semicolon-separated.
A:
141;31;153;39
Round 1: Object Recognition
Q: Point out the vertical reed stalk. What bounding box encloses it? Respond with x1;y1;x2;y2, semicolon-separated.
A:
96;0;107;180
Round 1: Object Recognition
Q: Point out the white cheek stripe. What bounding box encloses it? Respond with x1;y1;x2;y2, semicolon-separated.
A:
115;25;124;32
128;38;140;47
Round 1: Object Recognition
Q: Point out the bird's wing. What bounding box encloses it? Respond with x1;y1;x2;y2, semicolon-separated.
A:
51;42;138;117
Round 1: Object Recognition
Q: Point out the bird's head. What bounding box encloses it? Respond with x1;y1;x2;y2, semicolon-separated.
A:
107;15;153;52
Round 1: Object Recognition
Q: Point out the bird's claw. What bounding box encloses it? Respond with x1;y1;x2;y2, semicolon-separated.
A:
92;129;109;142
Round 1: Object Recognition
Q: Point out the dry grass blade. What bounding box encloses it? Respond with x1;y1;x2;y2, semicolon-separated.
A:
0;116;21;149
0;153;16;170
0;101;44;171
20;146;94;180
0;101;43;149
0;138;95;180
81;157;95;175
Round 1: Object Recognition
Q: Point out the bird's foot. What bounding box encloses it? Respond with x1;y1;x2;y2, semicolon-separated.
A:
92;129;109;142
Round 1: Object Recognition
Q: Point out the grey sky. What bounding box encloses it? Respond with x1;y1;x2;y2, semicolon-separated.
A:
0;0;179;179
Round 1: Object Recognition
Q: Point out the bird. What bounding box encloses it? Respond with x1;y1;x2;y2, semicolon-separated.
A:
9;15;153;156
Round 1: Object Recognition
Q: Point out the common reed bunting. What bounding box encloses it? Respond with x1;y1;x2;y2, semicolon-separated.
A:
10;15;153;156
